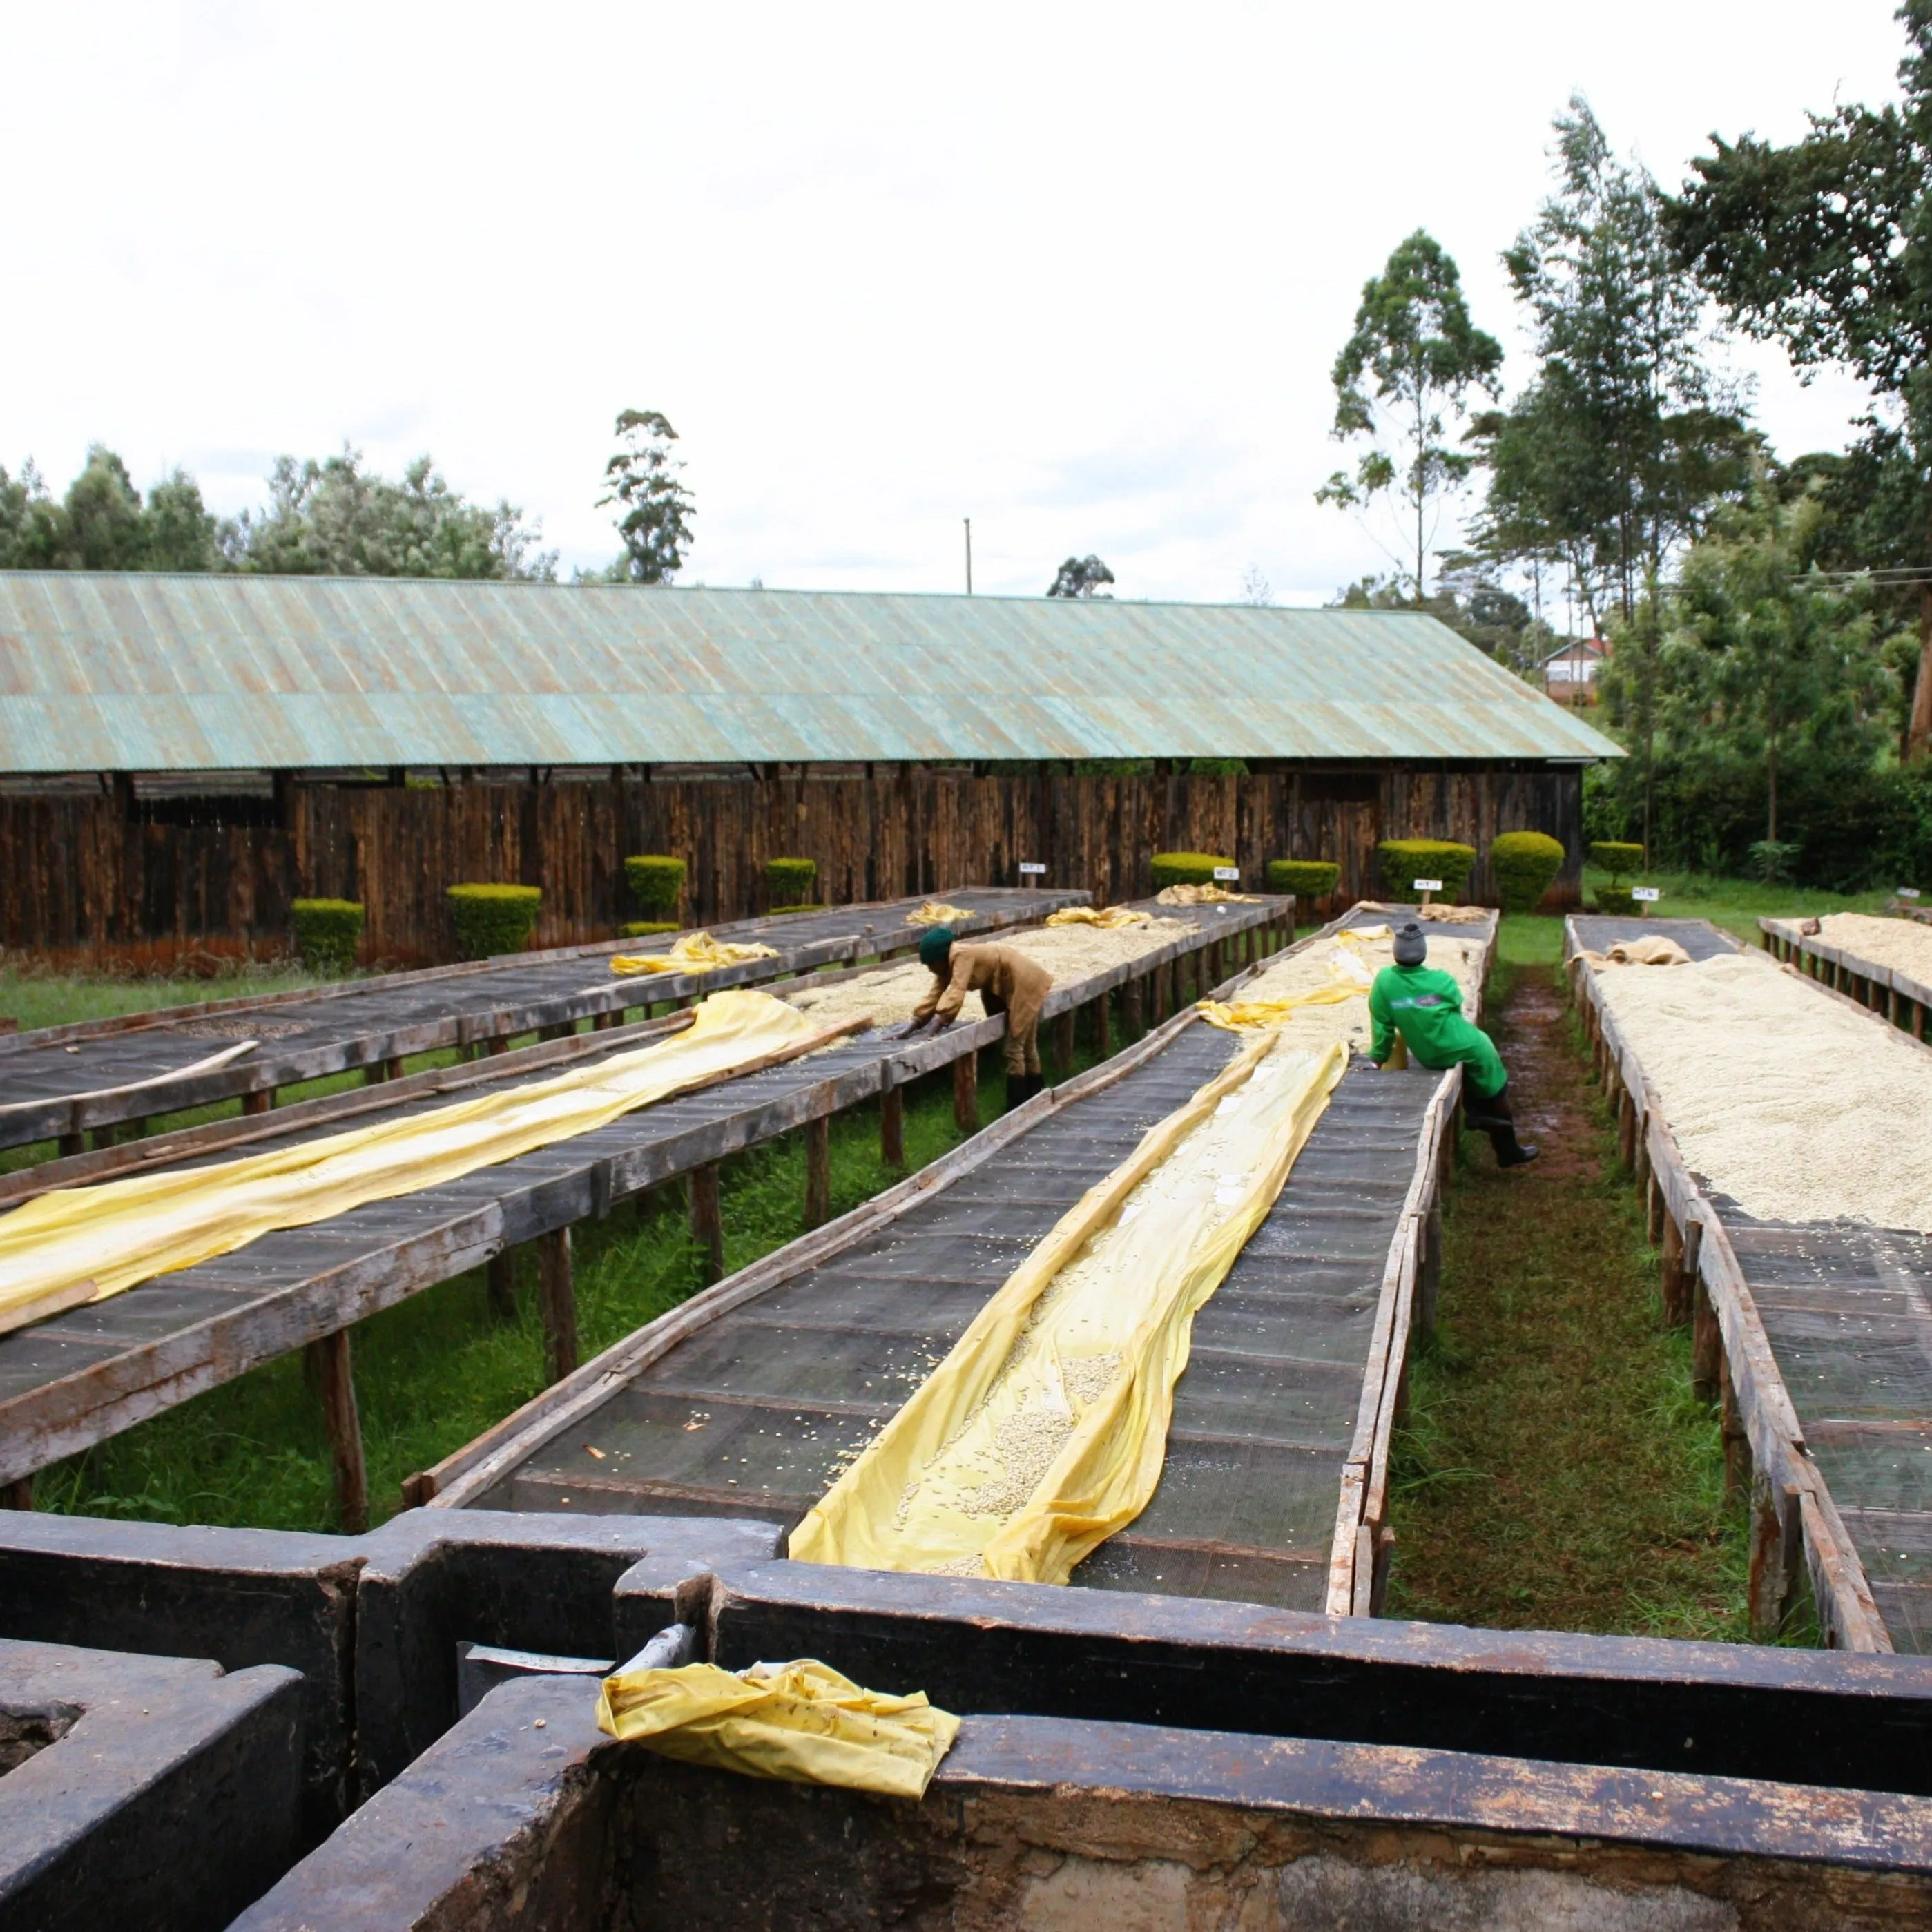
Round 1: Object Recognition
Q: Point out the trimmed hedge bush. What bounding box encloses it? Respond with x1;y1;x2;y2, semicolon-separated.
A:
1187;757;1248;776
624;855;686;918
1375;839;1476;902
766;857;819;907
1488;831;1565;916
1593;887;1640;916
766;902;828;916
291;898;363;974
1590;841;1645;882
1265;859;1340;902
620;920;682;939
447;883;542;960
1150;851;1234;889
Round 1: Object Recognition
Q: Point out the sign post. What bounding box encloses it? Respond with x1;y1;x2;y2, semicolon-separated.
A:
1412;876;1442;911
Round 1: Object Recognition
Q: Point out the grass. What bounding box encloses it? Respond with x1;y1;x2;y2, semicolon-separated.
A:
1384;919;1755;1640
1578;867;1895;947
0;957;336;1034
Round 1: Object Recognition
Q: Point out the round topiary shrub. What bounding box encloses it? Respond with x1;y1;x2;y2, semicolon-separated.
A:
447;884;543;960
1150;851;1234;889
1376;839;1477;902
620;920;682;939
1593;887;1641;916
1265;859;1340;902
624;855;686;919
1488;831;1566;916
1589;841;1646;883
291;898;363;975
766;857;819;908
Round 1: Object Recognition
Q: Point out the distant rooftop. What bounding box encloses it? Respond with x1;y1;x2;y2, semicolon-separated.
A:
0;573;1621;773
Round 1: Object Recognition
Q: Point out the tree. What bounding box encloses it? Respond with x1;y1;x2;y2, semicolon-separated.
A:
225;448;554;579
598;409;695;583
1663;3;1932;755
143;470;220;571
1316;229;1503;599
1046;554;1114;598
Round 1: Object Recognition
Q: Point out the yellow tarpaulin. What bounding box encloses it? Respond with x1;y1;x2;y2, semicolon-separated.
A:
0;990;829;1336
610;931;780;976
596;1658;960;1799
789;1031;1345;1584
1045;906;1150;929
907;901;973;926
1197;927;1383;1032
1154;883;1259;905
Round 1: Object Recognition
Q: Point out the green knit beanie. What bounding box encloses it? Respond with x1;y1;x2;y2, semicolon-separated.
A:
918;927;956;970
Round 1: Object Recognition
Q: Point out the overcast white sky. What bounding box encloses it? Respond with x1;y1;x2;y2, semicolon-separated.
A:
0;2;1908;603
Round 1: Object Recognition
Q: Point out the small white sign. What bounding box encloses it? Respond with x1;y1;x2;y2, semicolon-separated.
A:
1018;862;1046;876
1412;878;1443;893
1632;887;1662;902
1900;887;1922;900
1213;866;1240;882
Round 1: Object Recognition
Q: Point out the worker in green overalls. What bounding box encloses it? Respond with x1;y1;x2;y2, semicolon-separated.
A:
1369;920;1537;1168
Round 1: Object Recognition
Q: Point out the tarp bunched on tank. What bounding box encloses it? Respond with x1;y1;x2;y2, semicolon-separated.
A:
0;990;829;1335
789;1032;1346;1585
609;933;780;976
596;1658;960;1799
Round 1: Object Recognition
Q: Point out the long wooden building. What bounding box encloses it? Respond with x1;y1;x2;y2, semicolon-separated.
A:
0;574;1619;965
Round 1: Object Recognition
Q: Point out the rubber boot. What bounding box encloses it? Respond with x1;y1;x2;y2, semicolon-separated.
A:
1474;1087;1538;1168
1005;1071;1043;1112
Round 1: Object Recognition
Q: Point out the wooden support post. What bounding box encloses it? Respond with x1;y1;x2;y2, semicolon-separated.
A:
1718;1348;1750;1499
538;1021;572;1043
952;1048;979;1132
537;1227;577;1384
689;1165;724;1286
804;1114;831;1229
593;1009;619;1032
1645;1171;1665;1248
880;1076;905;1169
1660;1213;1688;1326
1916;998;1926;1041
307;1330;368;1534
1124;976;1145;1039
57;1132;83;1159
487;1250;518;1320
1420;1204;1444;1343
1;1477;32;1511
1748;1472;1803;1641
1097;987;1112;1059
1691;1268;1720;1401
242;1089;271;1117
1056;1009;1076;1076
1616;1087;1637;1170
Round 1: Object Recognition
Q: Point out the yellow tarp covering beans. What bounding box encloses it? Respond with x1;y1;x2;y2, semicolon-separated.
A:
1197;927;1384;1033
609;931;780;976
789;1031;1345;1584
0;990;825;1336
1154;883;1259;905
596;1658;960;1799
1045;906;1151;929
907;901;974;926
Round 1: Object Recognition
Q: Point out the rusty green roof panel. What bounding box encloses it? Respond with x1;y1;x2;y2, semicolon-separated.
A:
0;572;1623;771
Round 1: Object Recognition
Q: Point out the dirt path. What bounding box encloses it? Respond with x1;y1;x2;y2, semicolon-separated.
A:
1384;960;1748;1639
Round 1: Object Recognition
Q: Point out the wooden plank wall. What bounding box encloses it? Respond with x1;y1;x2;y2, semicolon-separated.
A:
1;764;1582;967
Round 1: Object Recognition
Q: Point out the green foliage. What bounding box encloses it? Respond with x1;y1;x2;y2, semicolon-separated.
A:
1746;840;1799;884
624;854;686;916
1150;851;1233;889
1316;229;1503;597
1592;886;1641;916
0;449;220;572
620;921;681;938
447;884;542;959
766;903;827;916
1266;859;1340;901
1186;757;1248;776
290;898;364;974
1375;839;1476;901
1590;842;1646;881
1487;832;1565;914
1046;555;1115;598
764;857;818;907
598;409;695;583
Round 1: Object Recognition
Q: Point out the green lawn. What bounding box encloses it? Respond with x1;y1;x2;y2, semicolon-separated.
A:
0;958;336;1035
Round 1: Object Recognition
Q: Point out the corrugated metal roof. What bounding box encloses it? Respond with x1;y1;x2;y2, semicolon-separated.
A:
0;573;1623;771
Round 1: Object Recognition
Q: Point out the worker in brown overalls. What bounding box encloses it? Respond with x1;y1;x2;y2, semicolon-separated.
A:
899;927;1053;1105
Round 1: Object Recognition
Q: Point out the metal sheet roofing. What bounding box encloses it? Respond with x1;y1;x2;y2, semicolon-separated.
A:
0;572;1622;771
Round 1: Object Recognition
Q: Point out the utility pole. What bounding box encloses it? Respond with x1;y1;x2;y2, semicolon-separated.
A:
964;518;973;595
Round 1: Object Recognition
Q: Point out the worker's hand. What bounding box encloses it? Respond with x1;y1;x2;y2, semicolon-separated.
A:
929;1013;954;1034
896;1017;933;1039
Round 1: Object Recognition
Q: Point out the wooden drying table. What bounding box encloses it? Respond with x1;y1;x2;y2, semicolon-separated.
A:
1760;915;1932;1041
0;887;1085;1155
1569;913;1931;1653
0;897;1293;1530
421;906;1496;1620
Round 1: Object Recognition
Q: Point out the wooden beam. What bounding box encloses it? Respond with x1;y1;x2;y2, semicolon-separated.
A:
804;1114;831;1229
880;1076;905;1169
307;1329;368;1534
953;1048;978;1131
690;1164;724;1286
537;1228;577;1384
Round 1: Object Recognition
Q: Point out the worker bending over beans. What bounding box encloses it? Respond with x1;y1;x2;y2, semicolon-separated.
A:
1369;920;1537;1168
899;927;1053;1107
